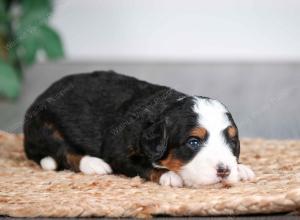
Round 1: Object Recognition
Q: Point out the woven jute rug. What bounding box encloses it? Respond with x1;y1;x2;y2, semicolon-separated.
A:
0;131;300;218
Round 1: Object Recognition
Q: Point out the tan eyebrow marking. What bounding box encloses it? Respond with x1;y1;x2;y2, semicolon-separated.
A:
227;126;237;138
190;127;207;139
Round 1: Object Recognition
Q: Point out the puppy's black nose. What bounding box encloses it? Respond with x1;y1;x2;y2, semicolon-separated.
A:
216;163;230;178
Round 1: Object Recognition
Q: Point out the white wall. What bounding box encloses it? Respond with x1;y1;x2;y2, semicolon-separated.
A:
50;0;300;61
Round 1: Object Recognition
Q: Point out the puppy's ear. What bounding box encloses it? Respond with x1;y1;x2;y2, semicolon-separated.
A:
140;120;168;162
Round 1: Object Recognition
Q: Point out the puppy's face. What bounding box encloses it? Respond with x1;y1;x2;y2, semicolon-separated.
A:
155;96;240;187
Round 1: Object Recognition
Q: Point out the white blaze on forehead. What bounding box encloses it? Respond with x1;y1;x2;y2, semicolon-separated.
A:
193;97;230;131
193;97;233;155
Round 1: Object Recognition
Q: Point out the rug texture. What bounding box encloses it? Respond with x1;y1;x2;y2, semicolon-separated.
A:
0;131;300;218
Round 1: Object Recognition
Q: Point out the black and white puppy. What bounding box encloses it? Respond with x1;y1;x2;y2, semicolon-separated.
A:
24;71;254;187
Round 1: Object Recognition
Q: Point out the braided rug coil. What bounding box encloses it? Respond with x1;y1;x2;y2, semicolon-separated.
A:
0;131;299;218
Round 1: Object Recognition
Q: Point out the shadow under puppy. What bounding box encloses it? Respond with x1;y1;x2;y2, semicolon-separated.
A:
24;71;254;188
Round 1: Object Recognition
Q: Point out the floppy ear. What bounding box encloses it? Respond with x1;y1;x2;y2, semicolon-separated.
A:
140;120;168;162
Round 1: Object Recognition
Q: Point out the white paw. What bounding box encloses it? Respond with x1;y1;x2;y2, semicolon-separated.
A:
79;156;112;175
159;171;183;187
40;156;57;171
238;164;255;181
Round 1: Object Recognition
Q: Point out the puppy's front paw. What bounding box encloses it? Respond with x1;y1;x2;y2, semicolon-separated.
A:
238;164;255;181
159;171;183;187
79;156;112;175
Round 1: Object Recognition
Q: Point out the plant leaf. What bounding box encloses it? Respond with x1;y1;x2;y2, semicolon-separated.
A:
0;0;7;17
17;10;50;36
18;36;38;64
17;0;52;36
37;25;64;59
21;0;52;17
0;59;21;99
0;0;8;32
17;25;64;63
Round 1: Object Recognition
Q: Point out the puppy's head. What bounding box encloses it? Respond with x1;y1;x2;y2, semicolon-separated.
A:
142;96;240;187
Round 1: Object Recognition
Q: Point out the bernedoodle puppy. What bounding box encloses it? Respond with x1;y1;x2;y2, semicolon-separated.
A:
24;71;255;187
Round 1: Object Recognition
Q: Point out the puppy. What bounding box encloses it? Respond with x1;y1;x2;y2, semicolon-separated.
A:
24;71;254;187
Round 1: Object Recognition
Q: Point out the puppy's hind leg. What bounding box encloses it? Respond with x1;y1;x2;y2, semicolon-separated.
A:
24;121;71;171
37;141;112;175
25;121;112;175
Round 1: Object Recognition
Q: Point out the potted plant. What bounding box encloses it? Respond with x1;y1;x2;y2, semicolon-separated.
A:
0;0;64;100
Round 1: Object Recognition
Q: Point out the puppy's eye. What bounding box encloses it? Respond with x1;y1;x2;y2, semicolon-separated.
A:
186;137;201;151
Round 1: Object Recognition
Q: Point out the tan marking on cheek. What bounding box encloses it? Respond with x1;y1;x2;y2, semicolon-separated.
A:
66;153;83;172
228;126;237;138
160;151;183;172
190;127;207;139
149;169;168;182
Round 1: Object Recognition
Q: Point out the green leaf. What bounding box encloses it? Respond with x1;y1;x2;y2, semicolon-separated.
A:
6;40;17;63
17;10;50;36
17;25;64;64
9;0;64;66
0;0;8;31
18;36;38;64
0;0;6;16
0;23;8;34
17;0;53;36
21;0;52;15
37;25;64;59
0;59;21;99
